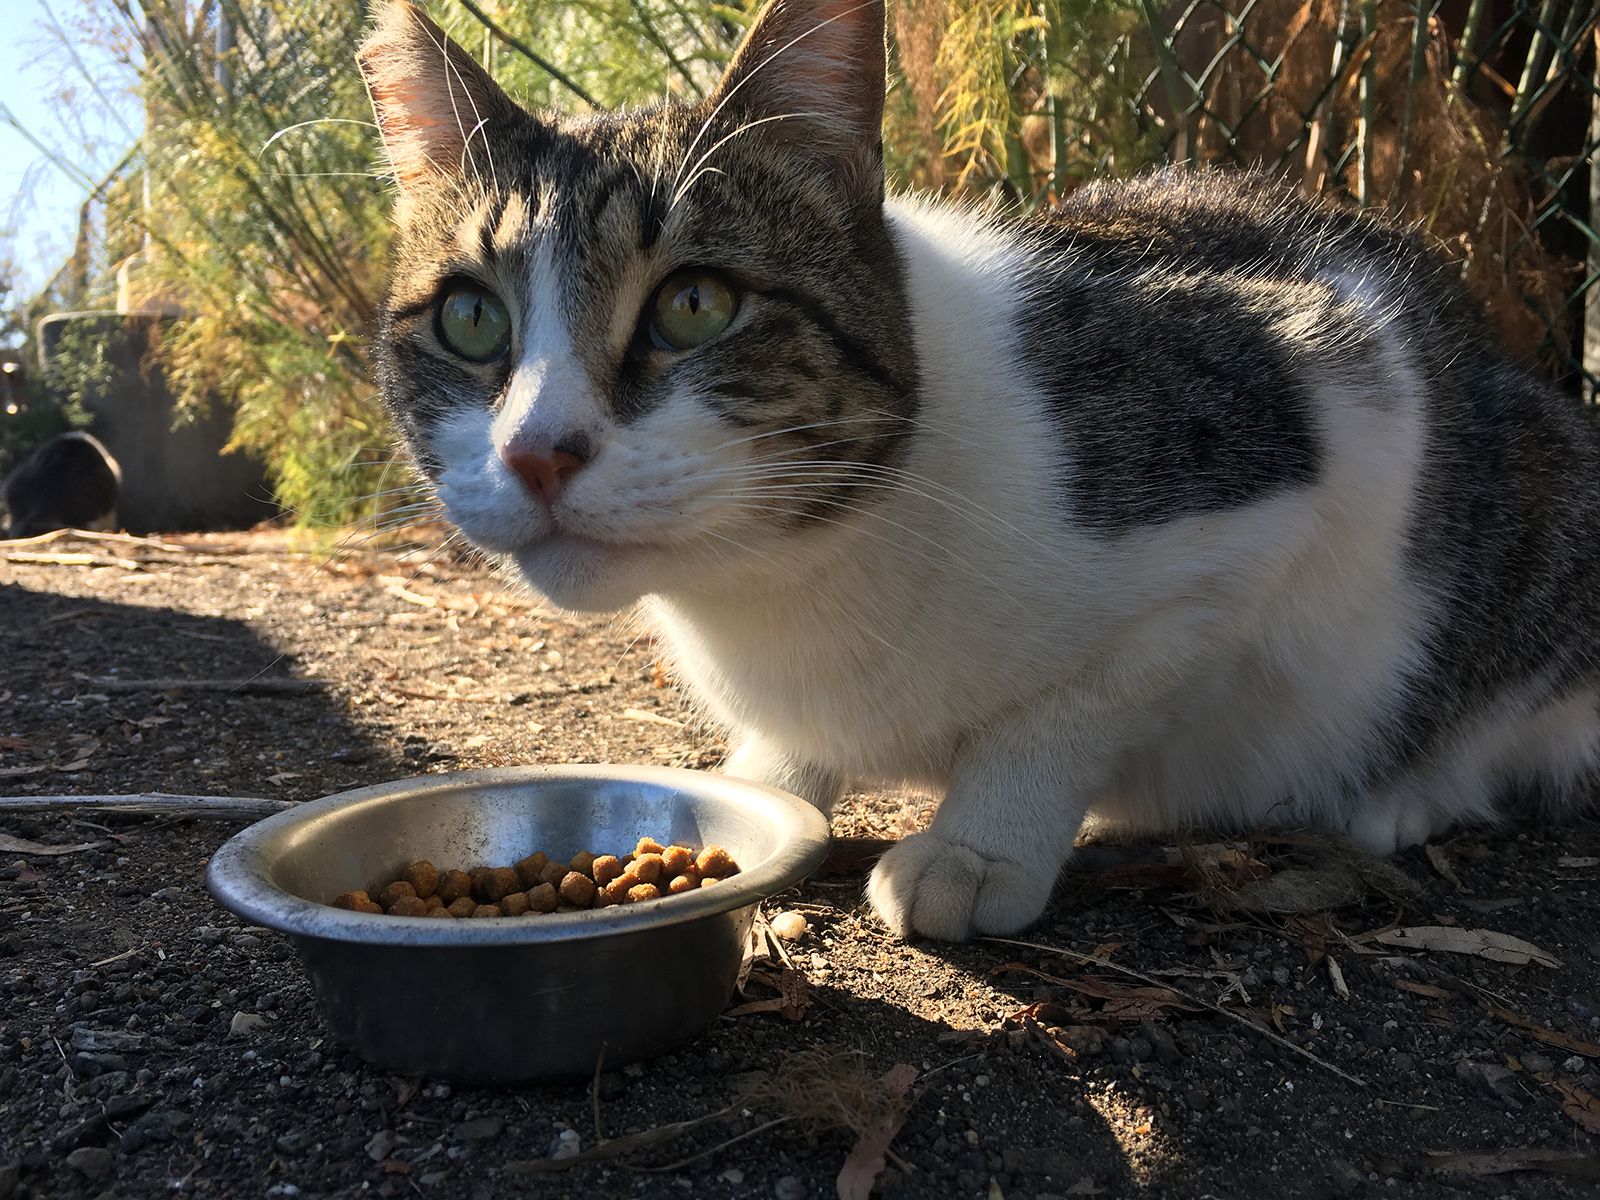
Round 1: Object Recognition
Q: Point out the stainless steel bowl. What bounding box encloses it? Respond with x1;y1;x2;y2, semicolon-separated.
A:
205;765;831;1082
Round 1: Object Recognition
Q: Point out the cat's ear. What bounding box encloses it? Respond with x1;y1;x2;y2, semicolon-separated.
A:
709;0;887;209
357;2;520;188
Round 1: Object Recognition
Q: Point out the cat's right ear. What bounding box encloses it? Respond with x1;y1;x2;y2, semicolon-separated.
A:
357;2;519;189
708;0;887;210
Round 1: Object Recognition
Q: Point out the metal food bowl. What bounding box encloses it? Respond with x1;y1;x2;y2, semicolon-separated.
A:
206;765;831;1082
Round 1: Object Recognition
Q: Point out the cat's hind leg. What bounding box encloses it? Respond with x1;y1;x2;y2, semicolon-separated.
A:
723;736;846;816
869;702;1101;940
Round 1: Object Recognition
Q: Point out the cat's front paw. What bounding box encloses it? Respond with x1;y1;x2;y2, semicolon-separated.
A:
867;832;1055;941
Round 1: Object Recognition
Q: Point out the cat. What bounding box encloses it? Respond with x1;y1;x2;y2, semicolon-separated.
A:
357;0;1600;940
2;431;121;540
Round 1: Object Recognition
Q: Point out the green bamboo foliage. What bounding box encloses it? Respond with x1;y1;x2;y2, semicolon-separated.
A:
103;0;392;526
892;0;1156;205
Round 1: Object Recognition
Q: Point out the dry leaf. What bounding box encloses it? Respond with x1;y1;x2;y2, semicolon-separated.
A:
0;835;104;856
0;736;31;750
1395;980;1452;1000
1285;912;1335;964
1425;844;1463;889
388;1074;422;1109
1559;856;1600;868
998;963;1197;1022
834;1063;917;1200
1481;1003;1600;1058
1558;1083;1600;1134
1424;1147;1600;1177
1326;956;1350;1000
0;763;53;779
1373;925;1561;968
726;968;810;1021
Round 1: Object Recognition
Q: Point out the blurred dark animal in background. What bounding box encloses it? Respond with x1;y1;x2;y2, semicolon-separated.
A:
2;431;122;539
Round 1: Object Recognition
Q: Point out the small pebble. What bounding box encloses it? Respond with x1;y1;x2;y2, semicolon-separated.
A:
66;1146;114;1181
770;911;808;941
773;1175;806;1200
454;1116;502;1141
550;1128;581;1160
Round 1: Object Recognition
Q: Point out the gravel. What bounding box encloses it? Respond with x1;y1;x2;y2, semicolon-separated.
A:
2;532;1600;1199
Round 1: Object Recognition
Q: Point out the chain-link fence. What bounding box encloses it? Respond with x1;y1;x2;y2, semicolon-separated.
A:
1131;0;1600;395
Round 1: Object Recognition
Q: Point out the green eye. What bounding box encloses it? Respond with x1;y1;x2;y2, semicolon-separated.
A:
648;269;737;351
437;282;511;362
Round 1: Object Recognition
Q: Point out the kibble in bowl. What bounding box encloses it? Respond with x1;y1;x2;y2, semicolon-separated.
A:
206;765;831;1083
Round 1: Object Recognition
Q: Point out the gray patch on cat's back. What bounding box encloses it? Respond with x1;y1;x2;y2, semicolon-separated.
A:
1024;266;1323;534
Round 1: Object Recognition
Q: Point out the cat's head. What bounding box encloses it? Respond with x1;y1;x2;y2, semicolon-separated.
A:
358;0;918;610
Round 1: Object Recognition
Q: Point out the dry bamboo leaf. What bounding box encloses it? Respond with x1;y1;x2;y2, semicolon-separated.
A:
1558;1083;1600;1135
1373;926;1561;968
834;1063;917;1200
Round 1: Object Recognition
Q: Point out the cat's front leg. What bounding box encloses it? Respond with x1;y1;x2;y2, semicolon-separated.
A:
723;736;846;817
868;703;1103;941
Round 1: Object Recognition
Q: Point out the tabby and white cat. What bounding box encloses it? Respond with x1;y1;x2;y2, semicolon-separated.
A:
357;0;1600;940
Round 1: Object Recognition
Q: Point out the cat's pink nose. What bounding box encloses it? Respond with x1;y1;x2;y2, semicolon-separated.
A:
501;446;586;506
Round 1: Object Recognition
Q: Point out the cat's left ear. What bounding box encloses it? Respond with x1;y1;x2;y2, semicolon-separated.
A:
708;0;887;210
357;1;521;189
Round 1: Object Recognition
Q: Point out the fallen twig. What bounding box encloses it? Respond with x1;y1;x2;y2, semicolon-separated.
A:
502;1106;738;1174
0;793;294;819
1;529;191;550
983;936;1368;1086
624;1116;795;1174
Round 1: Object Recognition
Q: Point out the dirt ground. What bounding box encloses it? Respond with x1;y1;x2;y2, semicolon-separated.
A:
3;529;1600;1200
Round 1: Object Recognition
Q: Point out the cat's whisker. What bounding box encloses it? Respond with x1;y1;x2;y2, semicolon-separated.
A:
685;457;1040;544
667;4;877;200
669;112;829;211
417;19;500;196
692;414;908;459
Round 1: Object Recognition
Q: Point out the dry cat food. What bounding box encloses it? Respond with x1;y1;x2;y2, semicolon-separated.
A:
330;836;741;917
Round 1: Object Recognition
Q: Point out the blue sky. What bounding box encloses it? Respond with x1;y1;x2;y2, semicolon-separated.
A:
1;0;139;304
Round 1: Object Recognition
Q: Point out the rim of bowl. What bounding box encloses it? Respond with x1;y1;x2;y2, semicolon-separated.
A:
206;764;832;946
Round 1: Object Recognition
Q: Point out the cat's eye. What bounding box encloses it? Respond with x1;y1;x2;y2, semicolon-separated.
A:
648;269;737;352
437;281;512;363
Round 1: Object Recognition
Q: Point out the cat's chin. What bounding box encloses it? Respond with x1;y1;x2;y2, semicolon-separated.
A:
507;535;656;612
